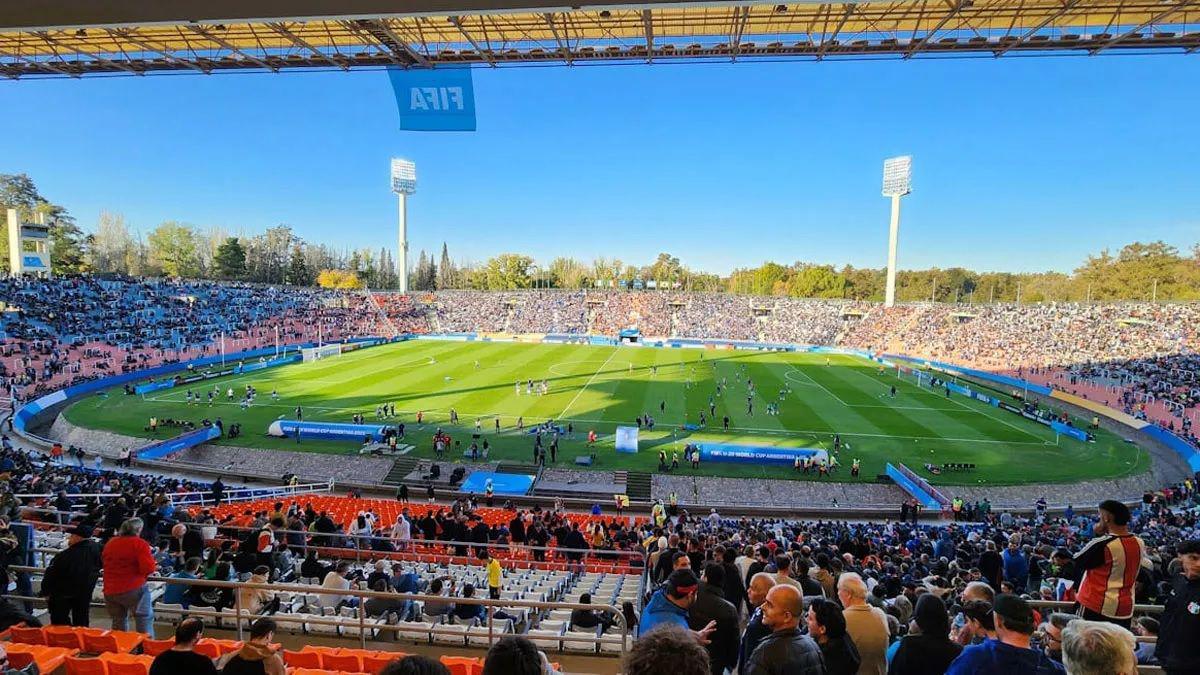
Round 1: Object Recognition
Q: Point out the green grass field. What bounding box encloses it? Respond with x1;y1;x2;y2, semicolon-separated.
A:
63;340;1149;486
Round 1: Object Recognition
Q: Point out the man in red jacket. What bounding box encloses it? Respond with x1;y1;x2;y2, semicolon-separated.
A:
102;517;158;635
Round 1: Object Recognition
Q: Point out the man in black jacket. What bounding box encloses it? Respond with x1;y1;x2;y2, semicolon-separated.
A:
745;584;825;675
720;547;747;615
738;573;778;674
688;563;740;675
39;525;102;626
1156;539;1200;674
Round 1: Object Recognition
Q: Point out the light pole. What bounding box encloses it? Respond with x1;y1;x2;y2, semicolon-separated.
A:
390;158;417;294
882;155;912;308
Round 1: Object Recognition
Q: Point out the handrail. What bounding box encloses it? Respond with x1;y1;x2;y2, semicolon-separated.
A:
26;513;650;571
12;481;334;505
7;564;631;656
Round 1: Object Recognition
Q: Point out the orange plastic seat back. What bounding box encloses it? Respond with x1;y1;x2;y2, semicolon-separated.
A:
64;655;108;675
362;653;402;673
283;649;324;668
440;656;483;675
44;626;85;650
321;652;363;671
140;639;175;656
10;626;45;644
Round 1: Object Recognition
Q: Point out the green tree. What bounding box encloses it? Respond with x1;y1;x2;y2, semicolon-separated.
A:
146;222;200;277
213;237;247;280
786;264;847;298
285;242;310;285
437;242;455;289
482;253;533;290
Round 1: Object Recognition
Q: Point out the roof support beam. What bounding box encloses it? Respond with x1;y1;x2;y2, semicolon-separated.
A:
993;0;1082;56
0;52;78;77
349;18;429;66
110;29;209;72
731;6;751;61
817;3;857;59
448;15;495;65
642;9;654;62
32;30;141;74
543;13;570;64
1090;0;1192;54
266;21;345;69
188;24;277;71
905;0;967;58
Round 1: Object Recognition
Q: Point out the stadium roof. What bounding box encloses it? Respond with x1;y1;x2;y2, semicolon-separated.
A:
2;0;1197;78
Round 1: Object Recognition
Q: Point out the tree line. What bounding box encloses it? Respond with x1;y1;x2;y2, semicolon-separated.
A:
3;173;1198;302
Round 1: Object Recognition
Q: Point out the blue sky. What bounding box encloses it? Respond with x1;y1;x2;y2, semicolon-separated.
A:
0;54;1196;275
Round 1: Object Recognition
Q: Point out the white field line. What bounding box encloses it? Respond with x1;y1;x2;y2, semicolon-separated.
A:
558;347;620;419
785;366;853;406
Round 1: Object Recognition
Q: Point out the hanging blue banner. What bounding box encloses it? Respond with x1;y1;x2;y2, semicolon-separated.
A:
387;67;476;131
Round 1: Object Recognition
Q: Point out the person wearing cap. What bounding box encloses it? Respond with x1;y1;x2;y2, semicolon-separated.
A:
946;594;1065;675
745;584;824;675
889;593;962;675
39;523;101;626
687;563;739;675
1073;499;1150;628
640;569;716;644
1155;538;1200;674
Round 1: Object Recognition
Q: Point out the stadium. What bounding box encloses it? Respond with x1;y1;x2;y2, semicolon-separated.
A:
0;2;1198;675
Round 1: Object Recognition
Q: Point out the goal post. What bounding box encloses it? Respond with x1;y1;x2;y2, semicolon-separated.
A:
302;343;344;362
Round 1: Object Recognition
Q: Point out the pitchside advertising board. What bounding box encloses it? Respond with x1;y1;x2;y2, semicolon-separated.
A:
388;67;477;131
698;444;827;466
268;420;390;441
615;426;639;453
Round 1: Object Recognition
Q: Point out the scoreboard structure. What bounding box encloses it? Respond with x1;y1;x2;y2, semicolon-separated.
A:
6;209;50;278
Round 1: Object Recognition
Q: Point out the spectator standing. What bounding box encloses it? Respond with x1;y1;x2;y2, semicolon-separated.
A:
1061;620;1138;675
1073;500;1149;628
1003;540;1030;592
39;524;101;626
482;550;503;600
946;594;1065;675
807;597;861;675
739;573;778;674
888;594;962;675
840;572;890;675
641;569;716;643
149;618;218;675
102;517;157;635
687;563;739;675
1155;538;1200;674
745;584;825;675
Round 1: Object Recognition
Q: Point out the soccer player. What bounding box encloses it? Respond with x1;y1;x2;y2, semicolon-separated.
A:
295;405;303;421
515;381;521;396
890;385;897;398
723;415;730;431
271;389;279;401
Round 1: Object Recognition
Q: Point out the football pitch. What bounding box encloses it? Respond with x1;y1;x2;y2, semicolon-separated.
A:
63;340;1148;486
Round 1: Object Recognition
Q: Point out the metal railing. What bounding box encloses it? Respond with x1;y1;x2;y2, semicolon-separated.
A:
7;564;632;656
12;480;334;506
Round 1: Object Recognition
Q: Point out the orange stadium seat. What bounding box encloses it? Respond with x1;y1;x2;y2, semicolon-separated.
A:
44;625;86;650
140;638;176;656
83;630;145;655
361;652;402;672
439;656;483;675
99;653;154;675
5;644;80;673
284;649;324;668
320;652;363;671
8;625;46;644
64;655;108;675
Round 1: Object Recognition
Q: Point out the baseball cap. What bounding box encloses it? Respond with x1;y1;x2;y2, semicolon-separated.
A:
666;569;700;597
993;593;1034;629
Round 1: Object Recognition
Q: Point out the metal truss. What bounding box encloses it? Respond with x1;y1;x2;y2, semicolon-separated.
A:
0;1;1197;78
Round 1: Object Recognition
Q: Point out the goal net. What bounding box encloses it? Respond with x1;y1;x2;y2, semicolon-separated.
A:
302;343;344;362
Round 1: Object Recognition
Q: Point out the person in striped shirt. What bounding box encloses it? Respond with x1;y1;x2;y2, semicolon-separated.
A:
1073;500;1151;628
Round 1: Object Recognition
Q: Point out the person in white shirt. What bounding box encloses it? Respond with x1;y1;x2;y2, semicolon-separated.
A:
320;562;359;609
391;514;411;551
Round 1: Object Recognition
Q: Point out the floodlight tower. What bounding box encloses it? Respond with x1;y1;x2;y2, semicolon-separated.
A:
881;155;912;308
391;158;417;294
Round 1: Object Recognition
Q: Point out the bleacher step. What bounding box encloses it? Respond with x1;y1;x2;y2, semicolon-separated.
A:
382;457;419;486
624;471;652;501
